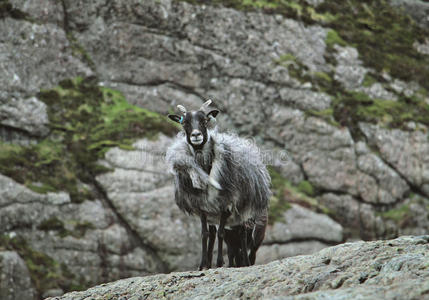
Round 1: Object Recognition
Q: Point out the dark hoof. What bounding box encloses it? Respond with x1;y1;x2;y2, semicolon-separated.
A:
216;260;224;268
199;266;208;271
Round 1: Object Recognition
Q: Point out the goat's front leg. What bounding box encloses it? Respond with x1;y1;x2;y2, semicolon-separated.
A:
199;214;209;270
207;225;217;268
216;210;231;267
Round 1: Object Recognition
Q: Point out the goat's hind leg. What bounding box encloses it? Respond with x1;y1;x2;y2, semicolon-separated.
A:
249;214;268;265
199;214;209;270
224;228;239;267
239;225;251;266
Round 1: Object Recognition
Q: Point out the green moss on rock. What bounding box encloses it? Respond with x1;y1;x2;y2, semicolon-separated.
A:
0;77;177;203
380;204;410;222
37;217;68;236
305;108;339;127
268;166;292;224
362;73;377;87
325;29;348;48
313;71;333;85
332;91;429;131
316;1;429;91
37;217;94;239
66;33;96;71
181;0;429;132
378;204;412;229
274;53;311;84
297;180;315;196
268;167;330;224
181;0;429;91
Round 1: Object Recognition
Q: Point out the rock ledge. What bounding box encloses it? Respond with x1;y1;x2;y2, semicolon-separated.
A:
48;235;429;300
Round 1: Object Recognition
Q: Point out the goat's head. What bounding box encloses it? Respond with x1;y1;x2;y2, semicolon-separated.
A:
168;100;219;149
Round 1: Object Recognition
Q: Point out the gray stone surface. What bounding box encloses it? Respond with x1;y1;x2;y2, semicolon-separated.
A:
333;45;397;101
0;251;35;300
390;0;429;29
265;204;343;244
0;172;160;290
318;193;362;235
11;0;64;25
359;123;429;197
1;0;429;298
47;236;429;300
414;39;429;55
256;241;330;265
357;83;397;101
357;152;409;204
0;96;49;136
333;45;367;90
279;88;332;111
0;18;92;101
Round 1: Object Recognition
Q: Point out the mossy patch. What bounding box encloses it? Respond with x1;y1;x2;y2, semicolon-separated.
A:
66;33;96;70
181;0;429;91
316;1;429;91
0;234;86;298
325;29;348;48
268;166;330;224
362;73;377;87
0;77;177;202
37;217;94;239
274;54;338;95
268;166;292;225
313;71;332;85
181;0;429;132
332;91;429;132
273;53;311;84
297;180;315;197
377;204;412;228
306;6;336;23
37;217;68;236
305;108;339;127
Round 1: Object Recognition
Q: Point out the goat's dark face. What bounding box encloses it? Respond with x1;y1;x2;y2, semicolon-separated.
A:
168;109;219;149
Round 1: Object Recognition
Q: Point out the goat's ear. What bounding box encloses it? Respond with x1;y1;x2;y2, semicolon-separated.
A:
206;109;219;118
168;114;183;124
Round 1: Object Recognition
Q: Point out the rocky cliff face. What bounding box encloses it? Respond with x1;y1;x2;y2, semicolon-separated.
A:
1;0;429;299
48;236;429;300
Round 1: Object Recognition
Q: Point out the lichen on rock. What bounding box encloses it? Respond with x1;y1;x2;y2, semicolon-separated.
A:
0;76;177;203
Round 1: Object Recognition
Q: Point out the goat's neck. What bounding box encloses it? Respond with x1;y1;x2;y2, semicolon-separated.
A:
189;138;214;174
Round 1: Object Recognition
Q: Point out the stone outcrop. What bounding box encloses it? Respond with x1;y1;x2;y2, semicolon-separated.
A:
1;0;429;298
48;236;429;300
0;251;35;300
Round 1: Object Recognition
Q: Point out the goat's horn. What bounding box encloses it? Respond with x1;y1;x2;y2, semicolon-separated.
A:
177;105;187;115
200;99;212;111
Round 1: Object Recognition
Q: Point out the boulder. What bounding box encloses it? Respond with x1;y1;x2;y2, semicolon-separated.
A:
47;236;429;300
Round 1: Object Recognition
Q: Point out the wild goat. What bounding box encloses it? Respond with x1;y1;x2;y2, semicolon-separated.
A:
166;100;271;269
